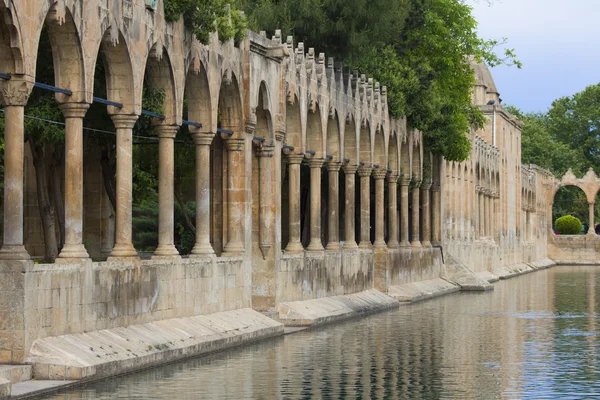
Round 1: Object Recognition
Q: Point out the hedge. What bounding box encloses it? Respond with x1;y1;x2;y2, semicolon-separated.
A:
555;215;583;235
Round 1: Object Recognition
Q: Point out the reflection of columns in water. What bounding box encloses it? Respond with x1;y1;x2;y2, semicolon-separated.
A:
326;162;342;250
412;181;422;248
373;168;388;248
153;124;181;259
57;102;90;262
421;183;432;247
222;137;245;256
358;165;373;249
307;158;325;251
343;164;359;249
387;174;399;248
284;153;304;253
256;144;275;256
190;133;215;256
0;83;32;259
431;184;442;246
108;114;139;260
400;177;411;247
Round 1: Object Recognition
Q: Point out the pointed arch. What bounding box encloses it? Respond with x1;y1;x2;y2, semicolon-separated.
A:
0;0;23;75
255;81;273;141
98;29;135;113
359;120;371;165
184;56;211;130
373;126;385;168
218;72;244;138
144;44;178;124
343;113;357;164
306;104;323;158
326;110;341;160
285;94;302;152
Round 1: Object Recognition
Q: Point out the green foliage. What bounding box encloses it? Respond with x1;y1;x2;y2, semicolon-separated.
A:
244;0;519;161
163;0;247;44
555;215;583;235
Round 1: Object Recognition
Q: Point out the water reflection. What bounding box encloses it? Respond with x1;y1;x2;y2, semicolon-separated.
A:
48;266;600;399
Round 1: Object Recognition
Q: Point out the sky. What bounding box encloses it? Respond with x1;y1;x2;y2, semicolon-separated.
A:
469;0;600;113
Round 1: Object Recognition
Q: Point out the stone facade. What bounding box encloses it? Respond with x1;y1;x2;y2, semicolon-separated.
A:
0;0;569;366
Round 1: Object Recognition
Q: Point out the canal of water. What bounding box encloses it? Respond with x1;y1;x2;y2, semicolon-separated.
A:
46;265;600;399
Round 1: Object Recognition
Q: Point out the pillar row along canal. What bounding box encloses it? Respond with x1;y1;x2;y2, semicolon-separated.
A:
0;0;594;398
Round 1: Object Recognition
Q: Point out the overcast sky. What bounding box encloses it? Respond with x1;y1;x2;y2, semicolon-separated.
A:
469;0;600;113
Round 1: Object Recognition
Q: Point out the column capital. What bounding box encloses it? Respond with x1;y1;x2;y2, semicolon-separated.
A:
59;102;90;119
153;124;179;139
191;131;215;146
327;161;343;172
256;143;275;158
286;153;305;164
357;165;373;177
0;78;33;106
412;180;422;189
307;158;325;169
224;137;245;152
386;174;399;183
110;114;139;130
275;129;285;142
421;183;432;191
430;184;441;192
343;164;358;174
400;176;411;185
372;168;387;180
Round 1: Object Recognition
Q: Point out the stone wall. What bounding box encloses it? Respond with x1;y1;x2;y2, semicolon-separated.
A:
548;235;600;264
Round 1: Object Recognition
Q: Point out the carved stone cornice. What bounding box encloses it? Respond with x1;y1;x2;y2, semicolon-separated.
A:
307;158;325;169
343;164;358;175
327;161;342;172
153;124;179;139
285;153;304;164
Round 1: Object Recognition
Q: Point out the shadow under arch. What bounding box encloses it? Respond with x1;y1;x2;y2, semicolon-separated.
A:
0;0;24;75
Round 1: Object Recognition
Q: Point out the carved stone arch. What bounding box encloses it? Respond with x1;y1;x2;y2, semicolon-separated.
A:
400;133;411;178
285;93;302;152
0;0;24;75
218;70;244;138
388;131;400;175
143;42;179;124
96;26;136;114
306;101;323;157
343;112;358;163
255;81;273;142
373;123;386;168
39;5;87;102
358;118;371;165
326;109;341;160
411;130;422;180
184;51;212;131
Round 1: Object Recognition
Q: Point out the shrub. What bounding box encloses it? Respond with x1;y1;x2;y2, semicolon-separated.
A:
555;215;583;235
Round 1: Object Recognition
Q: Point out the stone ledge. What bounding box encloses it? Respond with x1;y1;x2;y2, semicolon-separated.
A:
0;378;10;399
475;270;500;283
277;289;399;327
25;308;283;381
492;263;536;279
387;278;460;303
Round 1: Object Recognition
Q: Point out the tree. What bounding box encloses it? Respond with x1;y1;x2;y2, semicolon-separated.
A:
244;0;519;161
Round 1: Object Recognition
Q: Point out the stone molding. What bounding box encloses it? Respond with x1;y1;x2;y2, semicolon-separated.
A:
0;79;33;106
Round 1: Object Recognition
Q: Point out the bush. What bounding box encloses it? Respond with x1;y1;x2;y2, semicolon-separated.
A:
555;215;583;235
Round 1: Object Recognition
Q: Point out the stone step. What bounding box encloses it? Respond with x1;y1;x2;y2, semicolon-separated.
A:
0;365;31;385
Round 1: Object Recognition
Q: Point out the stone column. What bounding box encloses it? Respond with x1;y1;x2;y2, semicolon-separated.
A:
486;190;492;238
358;165;373;249
108;114;139;260
222;137;245;256
343;164;358;249
479;189;485;238
372;169;387;248
421;182;432;247
431;184;442;246
400;177;411;247
284;153;304;253
58;103;91;262
190;133;215;256
0;80;32;260
411;181;422;248
326;162;342;251
307;158;325;252
387;174;399;248
152;124;180;259
257;144;275;257
588;201;595;236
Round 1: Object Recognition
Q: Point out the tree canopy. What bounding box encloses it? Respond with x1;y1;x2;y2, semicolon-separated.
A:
244;0;519;160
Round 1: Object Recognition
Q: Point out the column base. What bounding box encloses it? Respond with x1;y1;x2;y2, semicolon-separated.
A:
387;241;399;249
190;242;215;256
399;241;411;248
431;241;442;247
373;240;387;249
343;241;358;250
421;241;432;248
0;245;30;260
411;241;422;248
325;242;342;251
152;244;181;260
57;243;89;262
222;242;244;256
358;241;372;250
306;240;324;252
108;243;139;260
284;241;304;254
